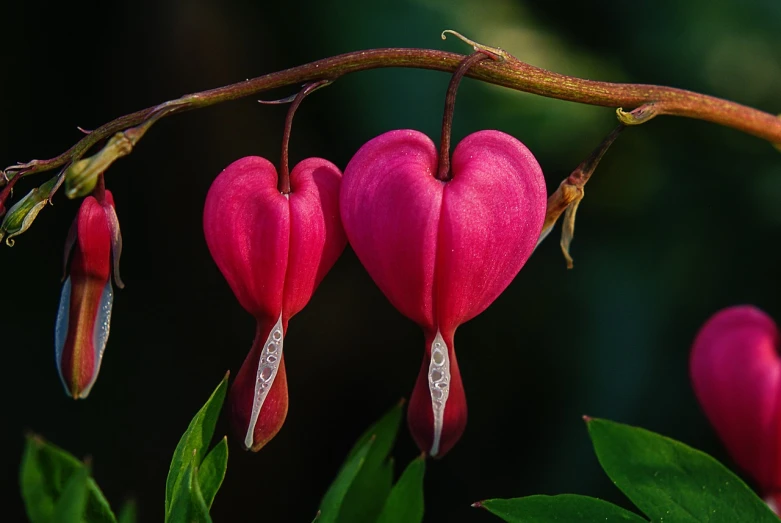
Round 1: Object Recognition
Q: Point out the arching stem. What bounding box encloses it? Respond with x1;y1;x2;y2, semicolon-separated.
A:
278;80;331;194
436;52;496;182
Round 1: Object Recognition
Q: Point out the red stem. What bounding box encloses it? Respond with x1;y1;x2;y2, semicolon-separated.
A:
4;48;780;184
278;80;330;194
436;52;494;182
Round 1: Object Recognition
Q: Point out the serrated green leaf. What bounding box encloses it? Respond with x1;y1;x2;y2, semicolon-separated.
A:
587;418;779;523
337;401;404;523
165;372;228;516
316;436;375;523
167;455;212;523
52;466;89;523
20;435;117;523
117;500;137;523
377;455;426;523
198;437;228;509
478;494;646;523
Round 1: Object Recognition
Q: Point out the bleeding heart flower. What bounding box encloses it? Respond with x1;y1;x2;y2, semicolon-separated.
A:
340;129;547;457
55;189;123;399
204;156;345;451
691;305;781;510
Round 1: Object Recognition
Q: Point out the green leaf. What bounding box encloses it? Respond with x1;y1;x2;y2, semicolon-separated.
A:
198;437;228;509
478;494;647;523
165;372;229;516
586;417;780;523
338;458;394;523
52;466;89;523
167;456;212;523
377;455;426;523
20;435;117;523
344;400;403;466
337;401;404;523
117;500;137;523
85;478;117;523
316;436;375;523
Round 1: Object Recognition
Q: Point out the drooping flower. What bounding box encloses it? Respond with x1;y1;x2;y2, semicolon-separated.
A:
340;129;547;457
691;305;781;510
55;189;123;399
204;156;345;451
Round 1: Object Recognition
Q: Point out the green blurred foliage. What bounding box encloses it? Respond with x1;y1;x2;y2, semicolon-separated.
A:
1;0;779;521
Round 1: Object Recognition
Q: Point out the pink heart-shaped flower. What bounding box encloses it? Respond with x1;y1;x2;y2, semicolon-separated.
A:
204;156;346;451
341;129;547;456
691;305;781;505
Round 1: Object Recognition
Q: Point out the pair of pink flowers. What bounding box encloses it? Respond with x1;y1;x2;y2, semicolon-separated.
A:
203;128;547;456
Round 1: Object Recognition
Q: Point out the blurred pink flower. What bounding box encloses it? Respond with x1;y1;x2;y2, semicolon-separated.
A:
691;305;781;510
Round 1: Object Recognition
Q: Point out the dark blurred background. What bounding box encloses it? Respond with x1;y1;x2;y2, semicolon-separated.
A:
2;0;780;521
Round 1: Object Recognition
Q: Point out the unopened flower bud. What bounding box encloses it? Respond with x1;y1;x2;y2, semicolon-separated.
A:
55;189;123;398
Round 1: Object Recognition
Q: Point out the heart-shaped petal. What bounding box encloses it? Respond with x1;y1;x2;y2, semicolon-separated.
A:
340;129;546;334
340;130;441;329
341;128;546;456
204;156;289;320
204;155;346;451
437;130;547;330
204;156;346;322
283;158;346;319
691;305;781;494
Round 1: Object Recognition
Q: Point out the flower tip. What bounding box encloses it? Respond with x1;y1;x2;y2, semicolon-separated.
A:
408;336;467;458
230;327;289;452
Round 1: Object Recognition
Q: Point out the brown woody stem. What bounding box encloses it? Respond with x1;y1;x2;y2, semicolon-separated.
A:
3;47;780;184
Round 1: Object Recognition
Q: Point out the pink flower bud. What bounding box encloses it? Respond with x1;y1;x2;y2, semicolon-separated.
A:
203;156;345;451
690;305;781;509
55;190;123;399
340;130;547;457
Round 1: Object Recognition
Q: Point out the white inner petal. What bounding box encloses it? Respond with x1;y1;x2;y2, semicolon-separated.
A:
81;279;113;398
54;277;72;394
245;314;284;449
428;330;451;457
